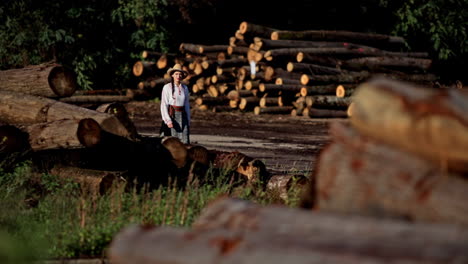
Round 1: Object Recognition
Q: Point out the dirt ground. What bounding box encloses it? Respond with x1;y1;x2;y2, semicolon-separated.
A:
125;100;349;176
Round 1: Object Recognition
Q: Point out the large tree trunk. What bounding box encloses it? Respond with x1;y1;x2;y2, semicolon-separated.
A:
0;90;132;139
0;62;77;97
351;77;468;173
314;122;468;226
20;118;101;151
109;216;468;264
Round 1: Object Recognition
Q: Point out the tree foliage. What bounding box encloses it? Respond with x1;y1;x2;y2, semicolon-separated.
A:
393;0;468;60
0;0;466;90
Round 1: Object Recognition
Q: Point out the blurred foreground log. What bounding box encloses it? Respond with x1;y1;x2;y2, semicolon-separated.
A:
313;122;468;226
351;77;468;173
109;197;468;264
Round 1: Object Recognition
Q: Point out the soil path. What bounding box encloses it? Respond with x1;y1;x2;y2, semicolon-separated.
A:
126;101;348;176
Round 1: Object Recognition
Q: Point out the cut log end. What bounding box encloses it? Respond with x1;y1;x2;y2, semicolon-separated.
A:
271;31;279;40
162;136;188;168
254;106;261;115
300;74;309;85
259;83;266;92
300;87;308;97
77;118;102;147
296;52;304;63
157;56;168;69
239;21;248;34
48;66;78;97
132;61;144;77
336;85;346;98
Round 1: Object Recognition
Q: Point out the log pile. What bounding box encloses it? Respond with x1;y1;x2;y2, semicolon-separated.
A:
300;77;468;226
130;21;439;118
108;197;468;264
0;64;272;193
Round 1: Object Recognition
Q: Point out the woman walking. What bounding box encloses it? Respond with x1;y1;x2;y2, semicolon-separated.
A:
160;64;191;144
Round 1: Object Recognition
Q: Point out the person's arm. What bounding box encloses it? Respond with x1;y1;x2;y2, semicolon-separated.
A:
184;84;191;125
160;83;173;127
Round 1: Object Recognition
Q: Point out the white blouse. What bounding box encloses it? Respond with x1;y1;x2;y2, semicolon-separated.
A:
160;82;190;125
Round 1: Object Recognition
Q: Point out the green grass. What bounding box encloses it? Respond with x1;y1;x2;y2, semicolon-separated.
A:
0;161;305;261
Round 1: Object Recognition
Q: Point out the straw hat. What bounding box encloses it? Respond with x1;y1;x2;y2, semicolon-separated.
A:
167;64;188;79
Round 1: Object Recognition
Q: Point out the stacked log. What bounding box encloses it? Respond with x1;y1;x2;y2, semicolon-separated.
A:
108;197;468;264
300;77;468;226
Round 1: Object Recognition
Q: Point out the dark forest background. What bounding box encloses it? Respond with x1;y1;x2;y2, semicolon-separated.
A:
1;0;467;90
